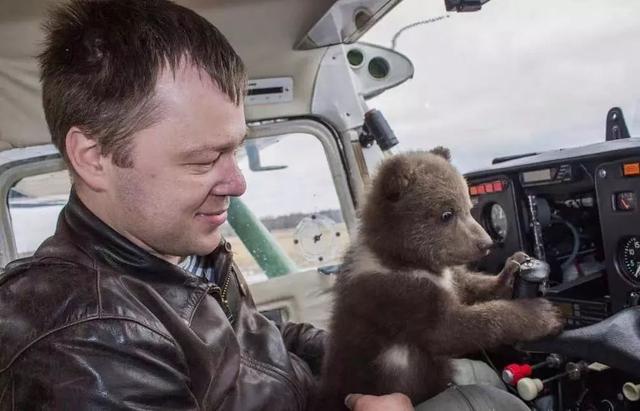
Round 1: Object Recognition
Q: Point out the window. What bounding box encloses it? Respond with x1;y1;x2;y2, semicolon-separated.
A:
363;0;640;173
8;170;71;257
225;133;350;283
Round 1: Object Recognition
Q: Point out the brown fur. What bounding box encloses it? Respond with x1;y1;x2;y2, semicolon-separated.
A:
317;149;564;409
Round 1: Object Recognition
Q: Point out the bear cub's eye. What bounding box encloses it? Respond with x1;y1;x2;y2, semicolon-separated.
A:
441;210;455;222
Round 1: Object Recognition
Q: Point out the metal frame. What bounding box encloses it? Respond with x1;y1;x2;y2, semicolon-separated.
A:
249;118;358;233
0;145;66;267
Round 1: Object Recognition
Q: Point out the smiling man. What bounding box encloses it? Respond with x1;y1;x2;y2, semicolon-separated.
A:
76;64;248;264
0;1;327;409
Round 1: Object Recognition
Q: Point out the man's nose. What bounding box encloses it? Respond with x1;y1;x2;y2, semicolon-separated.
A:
230;170;247;196
214;155;247;197
226;160;246;196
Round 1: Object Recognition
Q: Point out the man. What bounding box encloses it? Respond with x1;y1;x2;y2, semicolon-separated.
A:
0;0;325;409
0;1;528;410
0;0;418;409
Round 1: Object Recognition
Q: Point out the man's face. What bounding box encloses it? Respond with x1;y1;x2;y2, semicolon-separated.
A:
102;64;247;262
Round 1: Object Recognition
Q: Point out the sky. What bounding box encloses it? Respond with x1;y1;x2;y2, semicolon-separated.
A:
362;0;640;173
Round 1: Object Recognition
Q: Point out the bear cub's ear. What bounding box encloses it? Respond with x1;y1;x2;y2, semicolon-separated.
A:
379;156;414;203
429;146;451;162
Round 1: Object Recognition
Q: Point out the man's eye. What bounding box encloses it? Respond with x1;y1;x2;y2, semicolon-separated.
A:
441;210;455;222
187;160;217;172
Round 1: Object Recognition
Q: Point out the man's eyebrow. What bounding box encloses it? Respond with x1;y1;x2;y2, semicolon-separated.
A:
221;130;248;150
179;130;248;159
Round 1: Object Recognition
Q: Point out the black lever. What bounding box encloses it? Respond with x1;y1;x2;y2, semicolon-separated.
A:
605;107;631;141
361;109;399;151
513;257;550;299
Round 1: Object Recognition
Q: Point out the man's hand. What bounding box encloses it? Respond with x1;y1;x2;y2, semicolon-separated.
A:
344;393;414;411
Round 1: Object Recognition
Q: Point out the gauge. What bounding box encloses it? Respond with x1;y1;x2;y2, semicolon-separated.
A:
485;203;508;242
614;191;635;211
293;214;341;262
618;236;640;283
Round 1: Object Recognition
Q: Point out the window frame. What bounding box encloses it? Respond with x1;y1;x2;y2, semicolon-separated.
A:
247;118;357;233
0;145;65;267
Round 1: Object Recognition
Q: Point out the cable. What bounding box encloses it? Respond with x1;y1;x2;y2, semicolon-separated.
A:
390;15;451;50
579;164;594;184
551;217;580;270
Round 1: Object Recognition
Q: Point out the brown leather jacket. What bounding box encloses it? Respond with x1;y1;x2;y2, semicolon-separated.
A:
0;192;326;410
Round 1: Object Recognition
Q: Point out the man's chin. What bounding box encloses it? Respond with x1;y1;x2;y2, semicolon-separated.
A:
166;231;223;258
192;233;223;256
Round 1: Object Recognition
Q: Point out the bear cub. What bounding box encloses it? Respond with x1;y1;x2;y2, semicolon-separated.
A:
318;148;564;409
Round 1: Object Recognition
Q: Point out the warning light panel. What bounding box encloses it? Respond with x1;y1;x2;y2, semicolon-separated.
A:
623;162;640;176
469;180;506;197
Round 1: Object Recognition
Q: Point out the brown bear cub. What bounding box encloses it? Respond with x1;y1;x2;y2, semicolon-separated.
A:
317;148;564;409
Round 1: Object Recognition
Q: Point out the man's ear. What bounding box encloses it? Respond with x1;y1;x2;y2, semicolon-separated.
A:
65;127;109;192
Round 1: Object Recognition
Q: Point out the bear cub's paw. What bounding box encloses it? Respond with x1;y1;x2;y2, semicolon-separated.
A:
514;298;566;341
497;251;530;289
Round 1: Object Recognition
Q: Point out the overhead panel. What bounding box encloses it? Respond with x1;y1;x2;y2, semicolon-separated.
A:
296;0;403;50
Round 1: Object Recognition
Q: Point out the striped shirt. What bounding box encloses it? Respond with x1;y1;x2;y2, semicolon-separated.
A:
178;254;218;283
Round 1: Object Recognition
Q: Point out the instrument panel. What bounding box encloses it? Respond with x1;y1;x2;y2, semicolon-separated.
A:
466;142;640;315
595;157;640;311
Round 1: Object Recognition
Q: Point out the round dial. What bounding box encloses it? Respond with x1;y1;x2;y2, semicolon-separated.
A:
293;215;341;263
619;236;640;283
486;203;508;242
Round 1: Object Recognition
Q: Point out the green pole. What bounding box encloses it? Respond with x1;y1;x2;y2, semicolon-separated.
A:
227;197;298;278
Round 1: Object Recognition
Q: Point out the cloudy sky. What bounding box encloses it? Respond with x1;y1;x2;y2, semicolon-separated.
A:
362;0;640;173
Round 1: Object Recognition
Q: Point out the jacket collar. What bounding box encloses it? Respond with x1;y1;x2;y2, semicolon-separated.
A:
43;190;230;283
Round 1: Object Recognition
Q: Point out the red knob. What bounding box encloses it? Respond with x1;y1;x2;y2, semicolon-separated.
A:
502;364;533;385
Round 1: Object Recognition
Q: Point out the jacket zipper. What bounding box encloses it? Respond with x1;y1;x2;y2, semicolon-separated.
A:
220;263;233;307
206;257;235;323
206;283;233;323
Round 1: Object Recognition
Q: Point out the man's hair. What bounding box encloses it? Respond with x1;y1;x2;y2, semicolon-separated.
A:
39;0;247;167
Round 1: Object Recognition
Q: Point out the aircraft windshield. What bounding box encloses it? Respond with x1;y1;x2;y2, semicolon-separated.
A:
363;0;640;172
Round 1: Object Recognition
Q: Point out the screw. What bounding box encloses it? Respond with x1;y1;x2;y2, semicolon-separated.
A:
597;169;607;178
